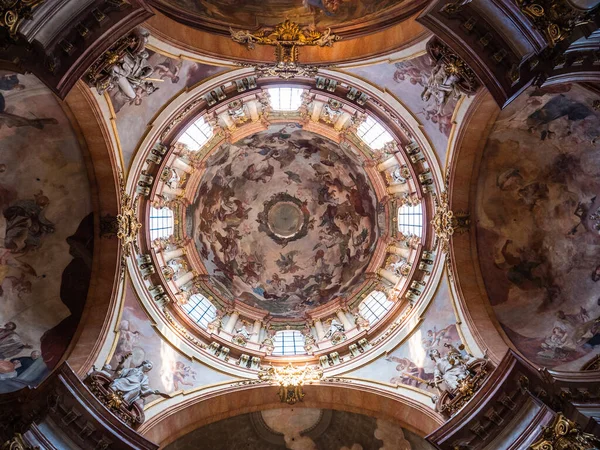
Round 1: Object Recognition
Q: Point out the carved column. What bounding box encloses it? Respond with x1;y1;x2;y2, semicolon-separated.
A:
378;268;400;285
224;311;240;333
377;157;398;172
251;319;262;343
172;158;193;174
162;247;184;262
387;184;409;196
336;309;353;330
246;99;260;121
313;319;325;340
311;101;325;122
175;271;194;288
388;244;410;259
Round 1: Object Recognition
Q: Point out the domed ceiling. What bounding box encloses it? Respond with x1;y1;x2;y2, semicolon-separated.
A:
150;0;421;32
187;124;379;318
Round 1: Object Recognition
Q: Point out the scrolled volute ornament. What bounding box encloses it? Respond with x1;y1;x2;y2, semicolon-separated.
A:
0;0;45;37
530;413;600;450
1;434;38;450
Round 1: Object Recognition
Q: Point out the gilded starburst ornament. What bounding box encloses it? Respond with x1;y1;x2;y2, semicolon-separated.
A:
117;174;142;258
431;191;470;254
258;363;324;405
231;19;340;80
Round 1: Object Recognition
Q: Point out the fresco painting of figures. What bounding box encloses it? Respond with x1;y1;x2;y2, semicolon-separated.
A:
107;50;227;168
347;54;458;165
188;124;379;318
154;0;413;29
108;283;230;398
476;84;600;370
345;278;467;392
0;73;93;393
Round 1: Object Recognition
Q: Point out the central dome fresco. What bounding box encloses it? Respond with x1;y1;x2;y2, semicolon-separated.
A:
188;124;379;318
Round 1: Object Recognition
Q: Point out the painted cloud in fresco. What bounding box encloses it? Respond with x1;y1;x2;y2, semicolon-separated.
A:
344;278;468;393
188;124;379;318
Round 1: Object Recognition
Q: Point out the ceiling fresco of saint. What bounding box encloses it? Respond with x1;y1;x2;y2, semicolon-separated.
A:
150;0;418;30
476;83;600;370
188;124;379;318
0;73;93;394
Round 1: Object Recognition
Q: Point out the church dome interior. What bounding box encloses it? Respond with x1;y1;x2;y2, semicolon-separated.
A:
1;1;600;449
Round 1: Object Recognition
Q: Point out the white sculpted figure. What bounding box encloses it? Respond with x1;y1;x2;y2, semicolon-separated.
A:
389;258;408;276
391;167;407;184
324;318;345;340
109;360;159;406
421;64;462;114
429;348;469;390
235;324;253;340
110;51;157;100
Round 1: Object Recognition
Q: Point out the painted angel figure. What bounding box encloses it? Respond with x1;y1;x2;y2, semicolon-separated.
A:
171;361;196;391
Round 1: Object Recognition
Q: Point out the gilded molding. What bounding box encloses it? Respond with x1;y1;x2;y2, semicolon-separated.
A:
0;0;45;37
530;413;600;450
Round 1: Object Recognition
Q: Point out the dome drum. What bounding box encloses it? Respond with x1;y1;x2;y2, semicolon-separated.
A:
129;71;442;373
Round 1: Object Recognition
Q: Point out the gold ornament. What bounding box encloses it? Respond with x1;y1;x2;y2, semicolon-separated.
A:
258;363;323;405
117;174;142;259
0;0;45;37
530;413;600;450
430;191;470;254
231;20;340;79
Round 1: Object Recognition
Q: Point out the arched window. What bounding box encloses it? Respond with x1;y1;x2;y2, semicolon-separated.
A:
359;290;393;325
268;87;303;111
149;206;174;240
356;115;394;150
397;203;423;238
182;294;217;329
177;116;213;151
272;330;306;356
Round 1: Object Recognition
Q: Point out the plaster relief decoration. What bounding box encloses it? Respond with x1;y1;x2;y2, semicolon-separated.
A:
90;30;228;167
165;408;435;450
0;73;93;394
151;0;417;31
107;282;231;400
347;53;459;164
187;123;379;318
476;84;600;370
